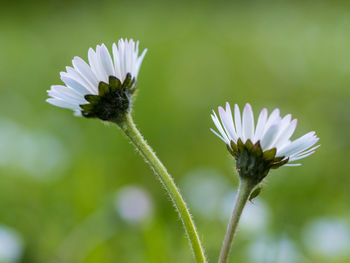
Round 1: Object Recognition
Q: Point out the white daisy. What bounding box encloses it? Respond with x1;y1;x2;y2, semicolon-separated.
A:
46;38;147;117
211;102;319;167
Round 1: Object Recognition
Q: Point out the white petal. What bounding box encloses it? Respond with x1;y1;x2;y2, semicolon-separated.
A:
254;108;268;142
274;119;297;149
135;48;147;78
289;151;315;162
99;44;115;77
225;102;238;141
284;163;302;167
267;114;291;148
111;39;146;81
277;132;318;157
72;56;98;88
112;43;122;80
211;112;230;145
65;67;96;94
218;105;237;142
242;103;255;142
88;48;107;83
289;144;320;159
210;128;226;143
74;110;82;116
118;39;126;80
95;45;109;82
60;74;91;95
46;98;80;111
50;85;84;98
285;135;319;157
234;104;242;139
261;123;280;150
48;86;86;105
48;91;76;105
263;108;280;134
125;39;133;76
297;144;320;155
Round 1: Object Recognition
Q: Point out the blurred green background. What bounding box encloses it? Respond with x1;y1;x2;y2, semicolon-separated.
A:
0;0;349;262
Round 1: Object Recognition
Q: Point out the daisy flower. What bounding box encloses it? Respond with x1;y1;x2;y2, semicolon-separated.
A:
211;102;319;183
47;38;147;122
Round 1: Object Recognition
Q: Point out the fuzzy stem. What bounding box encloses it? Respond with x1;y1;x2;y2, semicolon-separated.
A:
218;178;255;263
118;113;207;263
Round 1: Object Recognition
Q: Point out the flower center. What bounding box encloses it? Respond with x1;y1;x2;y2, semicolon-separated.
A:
80;73;136;122
228;139;288;184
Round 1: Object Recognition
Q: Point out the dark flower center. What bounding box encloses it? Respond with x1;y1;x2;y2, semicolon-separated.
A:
80;73;136;123
228;139;288;185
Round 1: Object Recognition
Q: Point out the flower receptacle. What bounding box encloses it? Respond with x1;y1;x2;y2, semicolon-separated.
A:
80;74;136;123
228;139;288;185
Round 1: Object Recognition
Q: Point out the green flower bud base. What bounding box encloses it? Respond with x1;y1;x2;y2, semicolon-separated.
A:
228;138;288;185
80;73;136;123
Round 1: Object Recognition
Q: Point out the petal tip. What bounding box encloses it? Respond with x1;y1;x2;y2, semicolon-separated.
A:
245;103;252;109
218;106;225;113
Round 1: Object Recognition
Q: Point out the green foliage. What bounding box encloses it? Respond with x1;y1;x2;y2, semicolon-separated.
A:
0;1;349;263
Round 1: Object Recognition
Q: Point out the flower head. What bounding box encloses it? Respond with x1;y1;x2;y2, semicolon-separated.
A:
211;103;319;184
47;38;147;123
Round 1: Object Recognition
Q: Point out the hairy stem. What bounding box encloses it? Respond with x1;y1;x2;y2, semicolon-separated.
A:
118;113;207;263
218;178;255;263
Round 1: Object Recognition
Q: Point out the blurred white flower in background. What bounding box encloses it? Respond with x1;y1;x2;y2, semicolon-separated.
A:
0;225;23;263
221;190;269;234
302;218;350;259
247;235;302;263
181;167;270;230
181;168;230;219
0;118;69;179
115;185;153;224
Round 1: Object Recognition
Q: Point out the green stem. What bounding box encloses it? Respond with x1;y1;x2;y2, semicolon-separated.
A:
218;178;255;263
118;113;207;263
